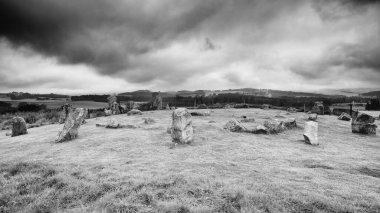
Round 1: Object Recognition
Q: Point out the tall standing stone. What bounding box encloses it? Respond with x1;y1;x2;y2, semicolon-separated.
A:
11;117;28;137
304;121;318;145
351;113;377;135
55;108;86;143
107;95;119;115
152;92;163;110
59;103;72;124
171;108;193;144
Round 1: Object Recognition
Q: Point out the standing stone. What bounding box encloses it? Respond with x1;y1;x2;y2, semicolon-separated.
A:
304;121;318;145
308;113;318;121
264;120;285;134
59;103;72;124
152;92;163;110
107;95;119;115
11;117;28;137
338;112;351;121
351;113;377;135
166;104;170;110
55;108;86;143
171;108;193;144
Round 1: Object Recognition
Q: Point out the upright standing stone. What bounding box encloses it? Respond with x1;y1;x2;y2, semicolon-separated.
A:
152;92;163;110
304;121;318;145
55;108;86;143
171;108;193;144
11;117;28;137
107;95;119;115
351;113;377;135
59;103;72;124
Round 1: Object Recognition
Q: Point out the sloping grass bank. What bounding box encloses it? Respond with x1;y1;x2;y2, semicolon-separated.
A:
1;162;379;213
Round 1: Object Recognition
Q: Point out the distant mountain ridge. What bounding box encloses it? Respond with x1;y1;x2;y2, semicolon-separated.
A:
118;88;335;99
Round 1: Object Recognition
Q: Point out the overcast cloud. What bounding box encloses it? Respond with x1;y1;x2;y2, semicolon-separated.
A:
0;0;379;94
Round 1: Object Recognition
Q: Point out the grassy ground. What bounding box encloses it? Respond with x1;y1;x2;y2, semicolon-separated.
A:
0;108;379;212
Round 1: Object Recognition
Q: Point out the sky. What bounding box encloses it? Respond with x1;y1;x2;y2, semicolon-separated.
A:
0;0;379;94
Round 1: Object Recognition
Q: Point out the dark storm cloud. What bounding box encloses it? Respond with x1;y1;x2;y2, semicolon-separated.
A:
0;0;226;74
313;0;380;21
291;39;380;82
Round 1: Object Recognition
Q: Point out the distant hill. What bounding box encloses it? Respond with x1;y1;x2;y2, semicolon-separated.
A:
316;88;380;96
361;91;380;97
118;88;334;100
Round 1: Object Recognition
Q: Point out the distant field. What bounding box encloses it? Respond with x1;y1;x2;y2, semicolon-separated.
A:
0;97;108;109
0;109;379;212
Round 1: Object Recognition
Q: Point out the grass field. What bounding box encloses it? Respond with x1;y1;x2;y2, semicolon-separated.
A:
0;108;379;212
0;97;108;109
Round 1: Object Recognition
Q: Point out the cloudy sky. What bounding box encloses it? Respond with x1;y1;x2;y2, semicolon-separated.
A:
0;0;379;94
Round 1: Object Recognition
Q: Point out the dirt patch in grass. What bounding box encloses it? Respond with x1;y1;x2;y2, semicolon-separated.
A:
303;161;334;170
357;167;380;178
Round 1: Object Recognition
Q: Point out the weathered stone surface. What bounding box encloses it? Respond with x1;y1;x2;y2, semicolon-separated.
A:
224;119;247;132
107;95;120;115
152;92;163;110
263;120;285;134
119;104;127;114
304;121;318;145
106;118;120;129
55;108;86;143
171;108;193;144
251;125;268;134
127;109;143;116
262;104;270;110
104;109;112;116
351;113;377;135
338;112;351;121
59;103;72;124
282;118;297;128
308;113;318;121
11;117;28;137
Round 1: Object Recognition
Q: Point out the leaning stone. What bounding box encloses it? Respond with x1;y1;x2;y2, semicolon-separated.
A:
11;117;28;137
304;121;318;145
127;109;143;116
308;113;318;121
338;112;351;121
263;120;285;134
171;108;193;144
351;113;377;135
224;119;247;132
55;108;86;143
